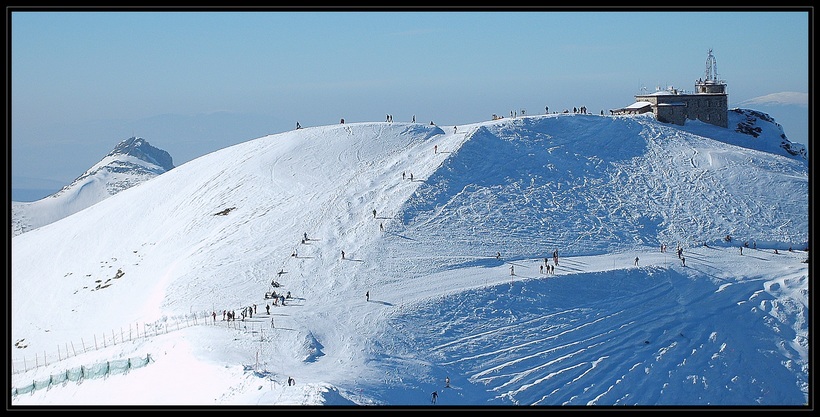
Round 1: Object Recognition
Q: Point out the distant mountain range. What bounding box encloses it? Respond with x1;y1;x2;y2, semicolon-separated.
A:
10;137;174;237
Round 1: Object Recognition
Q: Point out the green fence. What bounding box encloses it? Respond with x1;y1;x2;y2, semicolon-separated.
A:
12;354;154;397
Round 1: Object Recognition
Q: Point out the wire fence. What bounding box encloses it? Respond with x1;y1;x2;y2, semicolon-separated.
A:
11;309;283;375
11;311;211;375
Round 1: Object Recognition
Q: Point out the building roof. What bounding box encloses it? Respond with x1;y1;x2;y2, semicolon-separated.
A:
625;101;652;109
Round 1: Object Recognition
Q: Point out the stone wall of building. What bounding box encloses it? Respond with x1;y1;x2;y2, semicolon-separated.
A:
634;93;728;128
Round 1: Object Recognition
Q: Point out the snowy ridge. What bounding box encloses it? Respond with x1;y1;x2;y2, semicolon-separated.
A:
11;137;174;237
10;113;808;407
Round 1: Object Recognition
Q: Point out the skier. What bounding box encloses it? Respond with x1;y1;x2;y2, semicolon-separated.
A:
341;250;346;259
266;304;270;315
366;291;370;302
288;377;295;386
681;257;686;267
510;265;515;276
373;209;377;218
212;311;216;322
296;121;301;129
410;173;414;181
445;377;450;388
434;145;438;154
431;391;438;404
634;257;639;266
380;222;384;232
304;232;308;241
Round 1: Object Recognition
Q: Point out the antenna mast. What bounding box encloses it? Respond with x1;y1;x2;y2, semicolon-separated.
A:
704;48;718;82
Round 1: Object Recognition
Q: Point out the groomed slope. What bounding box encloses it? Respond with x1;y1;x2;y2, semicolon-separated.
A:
367;114;807;281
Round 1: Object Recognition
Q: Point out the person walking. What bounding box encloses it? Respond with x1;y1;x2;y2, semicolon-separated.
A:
431;391;438;404
634;256;639;266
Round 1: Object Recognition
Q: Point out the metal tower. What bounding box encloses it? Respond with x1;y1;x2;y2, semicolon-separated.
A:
704;48;719;82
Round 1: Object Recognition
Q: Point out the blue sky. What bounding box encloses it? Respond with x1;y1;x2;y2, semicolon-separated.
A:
9;8;811;199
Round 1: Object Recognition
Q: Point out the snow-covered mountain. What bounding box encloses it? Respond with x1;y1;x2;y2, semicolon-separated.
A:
11;137;174;237
10;110;808;407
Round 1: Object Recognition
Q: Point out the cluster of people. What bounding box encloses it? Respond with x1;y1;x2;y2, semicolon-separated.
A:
218;304;258;322
539;264;555;275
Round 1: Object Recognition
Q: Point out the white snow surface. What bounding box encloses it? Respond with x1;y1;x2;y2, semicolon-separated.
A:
10;112;809;408
11;153;170;237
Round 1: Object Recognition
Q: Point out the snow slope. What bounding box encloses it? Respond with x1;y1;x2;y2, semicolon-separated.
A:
10;112;809;407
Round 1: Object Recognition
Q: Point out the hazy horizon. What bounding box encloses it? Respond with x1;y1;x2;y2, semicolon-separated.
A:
9;7;811;201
